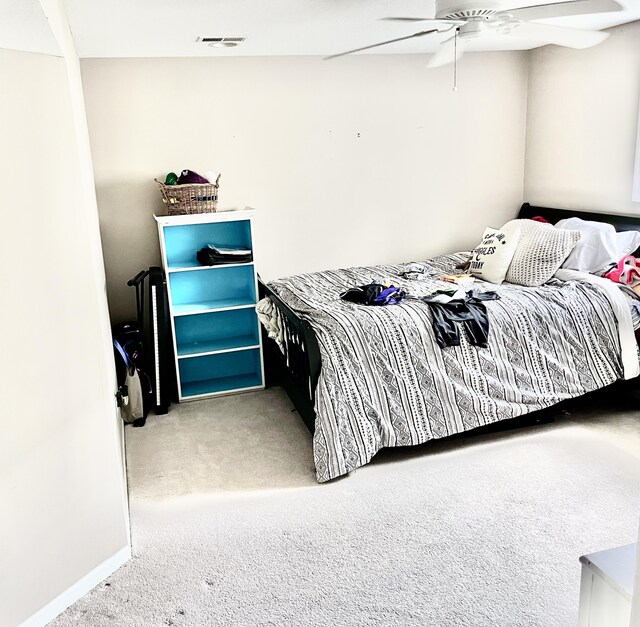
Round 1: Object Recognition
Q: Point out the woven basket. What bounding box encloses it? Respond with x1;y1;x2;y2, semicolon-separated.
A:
155;174;220;215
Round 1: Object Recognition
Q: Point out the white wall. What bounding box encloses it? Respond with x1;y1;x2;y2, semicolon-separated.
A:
81;53;529;322
523;23;640;612
631;522;640;626
0;43;129;626
525;21;640;215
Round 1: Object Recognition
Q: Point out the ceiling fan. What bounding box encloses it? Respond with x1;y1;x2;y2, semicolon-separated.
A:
325;0;623;67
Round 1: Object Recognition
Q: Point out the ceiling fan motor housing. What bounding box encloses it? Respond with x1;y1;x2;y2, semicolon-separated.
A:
435;0;503;20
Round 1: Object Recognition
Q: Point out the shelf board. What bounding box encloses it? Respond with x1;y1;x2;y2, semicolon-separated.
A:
180;373;263;398
172;298;256;316
155;208;255;227
177;337;260;358
167;261;253;273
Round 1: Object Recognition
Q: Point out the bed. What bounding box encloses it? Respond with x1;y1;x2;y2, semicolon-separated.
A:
258;203;640;482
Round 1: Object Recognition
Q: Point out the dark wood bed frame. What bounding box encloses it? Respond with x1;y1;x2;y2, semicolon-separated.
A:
258;202;640;435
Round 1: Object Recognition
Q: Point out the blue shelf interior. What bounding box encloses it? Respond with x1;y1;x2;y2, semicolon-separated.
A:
169;265;256;311
163;217;262;397
179;349;262;397
175;309;259;356
164;220;252;268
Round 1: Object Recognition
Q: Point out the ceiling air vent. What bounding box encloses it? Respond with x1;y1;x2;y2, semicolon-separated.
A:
197;36;246;48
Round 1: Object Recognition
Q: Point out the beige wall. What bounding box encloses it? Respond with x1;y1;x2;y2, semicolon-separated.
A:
0;46;129;626
525;20;640;215
81;53;529;323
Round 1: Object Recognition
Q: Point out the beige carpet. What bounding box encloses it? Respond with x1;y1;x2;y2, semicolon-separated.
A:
52;385;640;626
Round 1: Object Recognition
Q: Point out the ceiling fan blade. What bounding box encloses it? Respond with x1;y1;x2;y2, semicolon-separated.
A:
499;0;622;22
506;21;609;48
380;17;463;26
427;34;467;69
380;17;436;22
324;30;439;60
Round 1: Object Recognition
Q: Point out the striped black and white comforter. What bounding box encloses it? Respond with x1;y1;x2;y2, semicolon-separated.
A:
267;253;639;483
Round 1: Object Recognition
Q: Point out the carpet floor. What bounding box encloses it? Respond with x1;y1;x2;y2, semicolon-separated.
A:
52;385;640;626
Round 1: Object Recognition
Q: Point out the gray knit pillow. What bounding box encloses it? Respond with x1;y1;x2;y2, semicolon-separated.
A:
504;219;581;287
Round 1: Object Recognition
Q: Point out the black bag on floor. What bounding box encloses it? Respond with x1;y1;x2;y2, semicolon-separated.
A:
113;322;153;427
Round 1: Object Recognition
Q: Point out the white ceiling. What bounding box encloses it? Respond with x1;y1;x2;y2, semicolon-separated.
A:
0;0;60;56
1;0;639;59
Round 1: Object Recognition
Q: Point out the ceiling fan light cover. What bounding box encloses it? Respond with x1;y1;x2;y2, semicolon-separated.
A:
458;21;484;39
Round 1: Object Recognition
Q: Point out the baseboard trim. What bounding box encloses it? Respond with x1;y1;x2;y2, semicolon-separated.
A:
20;544;131;627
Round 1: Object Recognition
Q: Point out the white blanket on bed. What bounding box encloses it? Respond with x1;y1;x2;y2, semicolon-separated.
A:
256;297;285;353
555;269;639;379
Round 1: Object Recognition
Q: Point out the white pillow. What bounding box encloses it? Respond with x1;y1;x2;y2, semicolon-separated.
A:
469;223;521;284
555;217;640;273
503;219;581;287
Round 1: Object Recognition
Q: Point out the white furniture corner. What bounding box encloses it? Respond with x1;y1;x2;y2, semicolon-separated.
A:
578;543;636;627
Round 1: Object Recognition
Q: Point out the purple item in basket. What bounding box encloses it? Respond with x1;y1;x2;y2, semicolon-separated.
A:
177;169;209;184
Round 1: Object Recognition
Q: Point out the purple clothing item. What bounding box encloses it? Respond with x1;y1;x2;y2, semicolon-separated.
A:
340;283;406;306
373;285;405;305
177;169;209;184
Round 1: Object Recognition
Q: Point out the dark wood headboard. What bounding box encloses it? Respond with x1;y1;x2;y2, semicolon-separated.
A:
518;203;640;234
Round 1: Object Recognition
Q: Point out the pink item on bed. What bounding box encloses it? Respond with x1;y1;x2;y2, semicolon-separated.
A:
531;216;551;223
604;255;640;287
